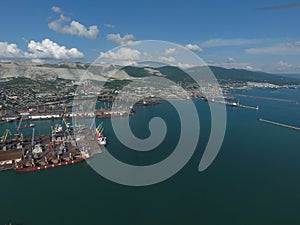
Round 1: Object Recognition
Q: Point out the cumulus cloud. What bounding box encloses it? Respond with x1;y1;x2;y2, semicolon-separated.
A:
48;7;99;39
177;62;198;69
106;33;137;45
202;38;260;48
158;56;197;68
184;44;202;52
51;6;62;13
0;42;26;58
27;39;84;59
0;39;83;59
31;58;46;64
100;47;141;61
165;48;176;55
274;60;300;73
159;56;176;63
278;60;292;68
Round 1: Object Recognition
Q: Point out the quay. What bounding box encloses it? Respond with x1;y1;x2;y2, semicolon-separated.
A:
0;107;135;123
239;104;259;110
207;98;259;110
259;118;300;131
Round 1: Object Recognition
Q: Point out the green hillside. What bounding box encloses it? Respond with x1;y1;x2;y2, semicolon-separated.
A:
122;65;300;86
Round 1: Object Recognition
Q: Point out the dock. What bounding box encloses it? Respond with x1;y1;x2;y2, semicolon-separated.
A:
259;118;300;131
208;99;259;110
239;104;259;110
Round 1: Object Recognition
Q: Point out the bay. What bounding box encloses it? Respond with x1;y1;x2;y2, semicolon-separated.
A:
0;88;300;225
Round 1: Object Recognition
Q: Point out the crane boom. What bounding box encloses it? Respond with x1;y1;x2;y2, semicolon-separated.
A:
31;127;35;149
1;129;12;142
16;116;23;133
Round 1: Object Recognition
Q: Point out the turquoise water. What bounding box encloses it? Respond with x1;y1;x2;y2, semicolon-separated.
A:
1;88;300;225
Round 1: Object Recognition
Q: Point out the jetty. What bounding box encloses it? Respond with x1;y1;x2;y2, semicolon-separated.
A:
259;118;300;131
207;99;259;110
239;104;259;110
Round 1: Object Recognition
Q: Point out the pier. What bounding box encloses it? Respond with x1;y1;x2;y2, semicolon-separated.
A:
259;118;300;131
239;104;259;110
208;99;259;110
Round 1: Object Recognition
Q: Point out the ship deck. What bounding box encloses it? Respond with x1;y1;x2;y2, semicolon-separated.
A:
0;149;22;161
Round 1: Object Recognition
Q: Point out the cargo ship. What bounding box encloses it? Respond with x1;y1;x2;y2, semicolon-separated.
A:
0;118;106;172
15;152;90;172
14;123;105;172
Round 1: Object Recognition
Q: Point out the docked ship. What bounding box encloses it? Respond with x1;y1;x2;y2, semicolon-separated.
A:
15;153;90;172
0;118;105;172
14;121;106;172
14;125;75;172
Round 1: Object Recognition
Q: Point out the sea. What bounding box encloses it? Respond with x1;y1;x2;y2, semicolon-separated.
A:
0;87;300;225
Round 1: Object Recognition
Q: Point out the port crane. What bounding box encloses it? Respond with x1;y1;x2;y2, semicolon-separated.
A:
15;116;23;135
62;117;71;129
0;129;12;143
96;122;104;135
15;116;35;132
31;127;35;150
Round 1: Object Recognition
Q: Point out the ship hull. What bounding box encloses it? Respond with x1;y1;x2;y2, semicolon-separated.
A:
15;158;85;172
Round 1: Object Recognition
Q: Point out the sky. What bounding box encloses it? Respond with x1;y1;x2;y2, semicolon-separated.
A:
1;0;300;73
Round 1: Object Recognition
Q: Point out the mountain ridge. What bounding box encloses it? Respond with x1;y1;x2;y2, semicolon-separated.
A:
0;61;299;85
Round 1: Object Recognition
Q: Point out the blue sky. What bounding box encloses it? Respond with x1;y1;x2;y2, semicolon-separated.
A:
1;0;300;73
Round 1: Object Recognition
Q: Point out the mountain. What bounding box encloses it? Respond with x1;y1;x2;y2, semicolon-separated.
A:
273;73;300;80
207;66;300;85
0;62;107;82
0;62;299;86
122;65;300;86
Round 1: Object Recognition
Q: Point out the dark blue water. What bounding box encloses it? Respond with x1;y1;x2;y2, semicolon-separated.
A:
0;88;300;225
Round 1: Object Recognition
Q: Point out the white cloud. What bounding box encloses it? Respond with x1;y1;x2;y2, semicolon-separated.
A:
246;42;300;55
104;24;116;29
158;56;197;68
48;7;99;39
159;56;176;63
27;39;84;59
210;61;256;71
165;48;176;55
31;58;45;64
278;60;292;68
177;62;197;69
0;39;83;59
185;44;202;52
227;57;235;62
106;33;137;45
51;6;62;13
0;42;26;58
202;38;260;48
100;47;141;61
245;65;254;70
